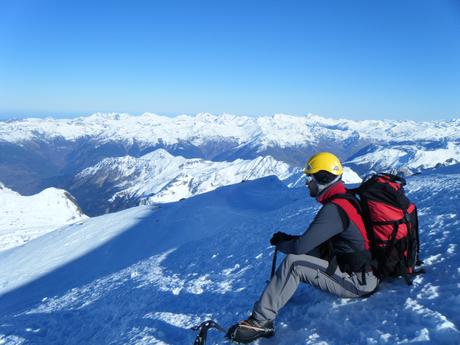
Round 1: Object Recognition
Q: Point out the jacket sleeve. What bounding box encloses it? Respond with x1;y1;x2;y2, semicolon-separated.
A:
275;203;345;255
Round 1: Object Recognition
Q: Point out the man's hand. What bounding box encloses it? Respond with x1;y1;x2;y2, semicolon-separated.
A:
270;231;296;246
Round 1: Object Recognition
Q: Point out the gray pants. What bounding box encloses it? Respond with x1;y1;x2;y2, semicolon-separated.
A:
252;254;379;322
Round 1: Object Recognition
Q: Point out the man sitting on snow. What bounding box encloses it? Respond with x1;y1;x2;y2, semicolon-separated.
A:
227;152;379;343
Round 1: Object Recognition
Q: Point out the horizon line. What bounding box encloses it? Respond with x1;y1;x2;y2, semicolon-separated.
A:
0;111;459;123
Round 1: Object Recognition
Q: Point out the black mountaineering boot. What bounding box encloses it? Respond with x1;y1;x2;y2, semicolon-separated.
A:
226;316;275;343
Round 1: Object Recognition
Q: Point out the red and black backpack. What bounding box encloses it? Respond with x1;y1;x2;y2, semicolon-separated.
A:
348;173;424;284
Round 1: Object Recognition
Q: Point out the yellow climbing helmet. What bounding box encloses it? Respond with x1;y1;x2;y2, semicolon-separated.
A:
304;152;343;176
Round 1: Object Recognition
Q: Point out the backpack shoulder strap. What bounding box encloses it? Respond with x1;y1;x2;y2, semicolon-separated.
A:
323;192;366;239
325;193;362;215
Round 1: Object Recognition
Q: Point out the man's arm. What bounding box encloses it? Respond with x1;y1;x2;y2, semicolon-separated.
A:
275;203;344;255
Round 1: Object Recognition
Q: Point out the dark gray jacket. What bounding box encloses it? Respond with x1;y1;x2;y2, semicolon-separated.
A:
276;203;367;257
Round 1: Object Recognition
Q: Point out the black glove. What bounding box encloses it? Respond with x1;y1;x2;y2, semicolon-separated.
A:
270;231;296;246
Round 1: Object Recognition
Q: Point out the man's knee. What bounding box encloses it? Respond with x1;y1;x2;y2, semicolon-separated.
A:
283;254;303;267
284;254;325;267
277;254;301;277
281;254;319;275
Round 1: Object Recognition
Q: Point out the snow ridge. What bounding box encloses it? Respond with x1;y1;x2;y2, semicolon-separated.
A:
73;149;362;209
74;149;301;206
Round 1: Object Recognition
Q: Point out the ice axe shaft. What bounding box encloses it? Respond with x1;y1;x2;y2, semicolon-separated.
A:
270;248;278;279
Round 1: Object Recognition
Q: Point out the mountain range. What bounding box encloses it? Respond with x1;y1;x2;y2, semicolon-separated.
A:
1;112;459;216
1;112;459;194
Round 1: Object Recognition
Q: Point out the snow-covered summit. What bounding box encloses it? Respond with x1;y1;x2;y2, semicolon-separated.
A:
0;172;459;344
0;184;87;251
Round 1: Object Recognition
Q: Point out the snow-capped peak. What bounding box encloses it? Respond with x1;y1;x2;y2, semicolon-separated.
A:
74;150;302;210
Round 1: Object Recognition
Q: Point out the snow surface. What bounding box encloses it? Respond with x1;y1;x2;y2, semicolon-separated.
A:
0;173;459;344
74;148;361;207
1;112;460;148
0;183;87;252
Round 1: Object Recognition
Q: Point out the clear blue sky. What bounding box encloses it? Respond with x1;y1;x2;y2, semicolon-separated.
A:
0;0;459;120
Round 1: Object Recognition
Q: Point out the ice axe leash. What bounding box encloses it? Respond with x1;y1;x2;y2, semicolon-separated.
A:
191;320;226;345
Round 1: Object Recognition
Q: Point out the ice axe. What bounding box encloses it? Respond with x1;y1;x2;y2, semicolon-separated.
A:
191;320;226;345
